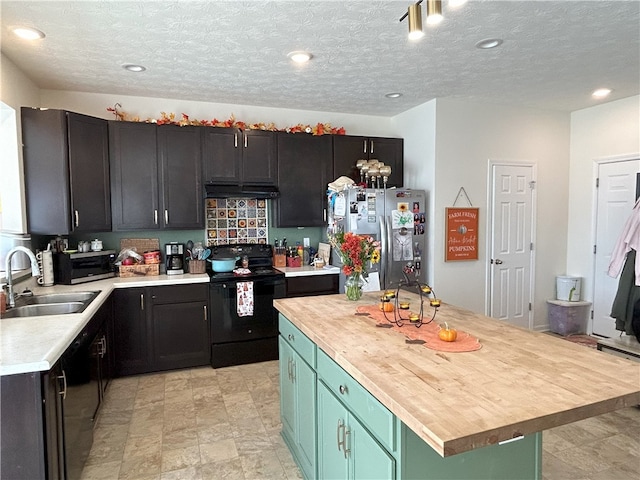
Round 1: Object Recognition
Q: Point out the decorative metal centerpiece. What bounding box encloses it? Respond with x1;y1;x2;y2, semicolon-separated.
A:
379;264;440;327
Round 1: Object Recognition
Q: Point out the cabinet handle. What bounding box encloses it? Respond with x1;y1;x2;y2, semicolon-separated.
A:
140;293;144;311
234;133;238;148
344;428;351;458
98;336;106;357
203;305;207;322
154;209;158;225
244;134;248;148
363;140;367;154
164;209;169;224
323;208;327;222
337;419;346;453
58;371;67;400
290;359;296;382
339;384;347;395
74;210;79;227
370;140;374;154
287;357;292;381
288;333;294;342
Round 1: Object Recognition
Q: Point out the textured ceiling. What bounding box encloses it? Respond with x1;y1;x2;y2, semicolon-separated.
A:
1;1;638;116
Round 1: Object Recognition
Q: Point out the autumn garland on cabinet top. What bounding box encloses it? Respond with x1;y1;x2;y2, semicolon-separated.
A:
106;105;346;135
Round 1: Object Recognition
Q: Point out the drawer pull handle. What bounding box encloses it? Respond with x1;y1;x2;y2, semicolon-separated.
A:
337;419;345;453
288;333;294;341
58;371;67;400
339;384;347;395
344;428;351;458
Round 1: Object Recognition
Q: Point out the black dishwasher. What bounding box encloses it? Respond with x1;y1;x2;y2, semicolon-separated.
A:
61;321;101;480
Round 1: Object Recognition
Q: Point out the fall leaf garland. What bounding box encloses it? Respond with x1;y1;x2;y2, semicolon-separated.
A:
106;105;346;135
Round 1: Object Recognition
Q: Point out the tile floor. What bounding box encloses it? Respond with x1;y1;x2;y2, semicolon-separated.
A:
82;360;640;480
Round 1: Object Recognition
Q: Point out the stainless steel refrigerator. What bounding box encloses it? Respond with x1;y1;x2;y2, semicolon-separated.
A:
328;187;427;292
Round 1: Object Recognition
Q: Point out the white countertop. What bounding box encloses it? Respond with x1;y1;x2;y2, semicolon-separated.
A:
0;273;209;376
276;265;340;277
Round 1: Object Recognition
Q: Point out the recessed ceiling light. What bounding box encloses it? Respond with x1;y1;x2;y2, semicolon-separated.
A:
122;64;146;72
592;88;612;99
13;27;45;40
475;38;503;49
448;0;467;8
385;93;403;99
287;51;312;64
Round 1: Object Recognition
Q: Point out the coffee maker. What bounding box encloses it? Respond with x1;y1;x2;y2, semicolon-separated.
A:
165;242;184;275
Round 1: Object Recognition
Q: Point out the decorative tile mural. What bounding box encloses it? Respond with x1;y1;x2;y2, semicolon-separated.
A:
206;198;268;246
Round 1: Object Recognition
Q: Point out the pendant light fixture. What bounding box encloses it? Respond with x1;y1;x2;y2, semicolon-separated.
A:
426;0;443;25
407;3;424;40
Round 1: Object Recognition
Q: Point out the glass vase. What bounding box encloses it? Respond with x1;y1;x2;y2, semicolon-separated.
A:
345;273;364;301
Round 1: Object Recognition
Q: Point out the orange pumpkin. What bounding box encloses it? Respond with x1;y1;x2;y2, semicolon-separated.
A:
379;302;394;312
438;322;457;342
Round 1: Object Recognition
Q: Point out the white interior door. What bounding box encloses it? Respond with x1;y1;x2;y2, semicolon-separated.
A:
489;164;535;329
593;159;640;337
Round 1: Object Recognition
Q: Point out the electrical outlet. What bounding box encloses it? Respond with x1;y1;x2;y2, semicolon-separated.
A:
303;237;310;247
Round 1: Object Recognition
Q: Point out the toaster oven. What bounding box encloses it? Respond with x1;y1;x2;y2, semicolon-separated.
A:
53;250;116;285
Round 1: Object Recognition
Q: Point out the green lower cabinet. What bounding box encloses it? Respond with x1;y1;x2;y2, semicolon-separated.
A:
318;381;396;480
399;423;542;480
279;336;316;479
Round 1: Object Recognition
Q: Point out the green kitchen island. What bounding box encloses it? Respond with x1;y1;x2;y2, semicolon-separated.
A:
274;291;640;480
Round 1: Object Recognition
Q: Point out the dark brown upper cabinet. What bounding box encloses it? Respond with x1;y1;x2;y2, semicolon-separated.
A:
109;122;203;231
202;128;277;185
272;133;332;227
21;108;111;234
332;135;404;188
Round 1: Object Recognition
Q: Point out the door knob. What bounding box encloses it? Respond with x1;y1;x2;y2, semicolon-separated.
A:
494;259;503;265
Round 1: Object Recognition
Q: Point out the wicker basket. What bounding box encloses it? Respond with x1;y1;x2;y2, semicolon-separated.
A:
118;238;161;277
188;259;206;274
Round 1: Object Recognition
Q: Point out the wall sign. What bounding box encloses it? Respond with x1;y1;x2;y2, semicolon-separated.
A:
445;207;479;261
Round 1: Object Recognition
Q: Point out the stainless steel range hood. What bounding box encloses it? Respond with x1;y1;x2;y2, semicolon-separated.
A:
204;184;280;199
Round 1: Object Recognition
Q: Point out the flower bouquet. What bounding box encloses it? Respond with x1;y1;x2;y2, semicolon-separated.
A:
329;231;381;300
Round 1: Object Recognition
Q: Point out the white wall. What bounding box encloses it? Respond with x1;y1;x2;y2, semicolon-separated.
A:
567;96;640;303
39;90;394;138
392;100;436;282
0;53;41;233
398;98;570;329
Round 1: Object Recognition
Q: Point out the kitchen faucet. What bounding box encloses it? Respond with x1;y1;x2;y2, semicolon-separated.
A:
4;246;40;308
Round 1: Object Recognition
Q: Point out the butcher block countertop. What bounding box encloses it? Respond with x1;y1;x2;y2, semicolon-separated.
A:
274;291;640;458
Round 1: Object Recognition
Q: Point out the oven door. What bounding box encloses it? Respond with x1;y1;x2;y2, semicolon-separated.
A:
209;276;285;344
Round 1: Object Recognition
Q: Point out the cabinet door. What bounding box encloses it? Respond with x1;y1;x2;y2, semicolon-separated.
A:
279;337;297;445
45;364;65;480
158;125;204;229
110;121;160;230
151;299;210;370
332;135;368;183
67;112;111;232
275;133;333;227
318;381;349;480
202;127;242;184
296;352;317;480
242;130;277;185
368;137;403;188
332;135;404;188
350;414;396;480
112;288;151;376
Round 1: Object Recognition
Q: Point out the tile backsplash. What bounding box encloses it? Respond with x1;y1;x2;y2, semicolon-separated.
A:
206;198;268;246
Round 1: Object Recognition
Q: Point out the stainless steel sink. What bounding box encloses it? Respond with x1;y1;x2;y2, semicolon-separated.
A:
22;291;100;305
2;302;86;318
2;290;100;319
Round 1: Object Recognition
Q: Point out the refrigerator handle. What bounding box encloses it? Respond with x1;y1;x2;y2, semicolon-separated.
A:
379;215;387;290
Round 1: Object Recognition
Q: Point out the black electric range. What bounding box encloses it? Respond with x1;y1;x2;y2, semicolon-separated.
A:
207;244;285;368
